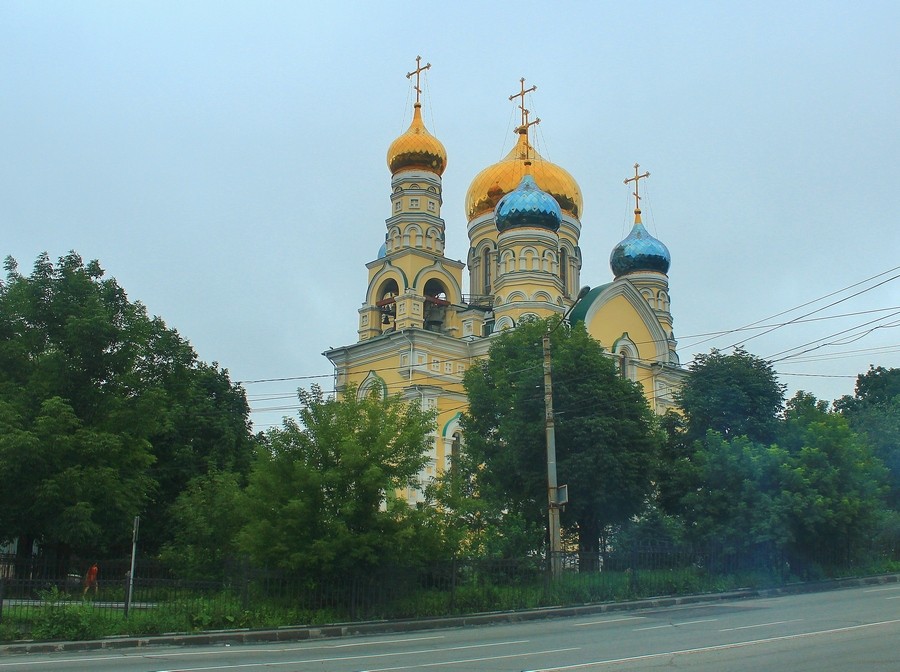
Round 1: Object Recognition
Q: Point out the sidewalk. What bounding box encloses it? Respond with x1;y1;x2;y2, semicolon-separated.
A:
2;573;897;656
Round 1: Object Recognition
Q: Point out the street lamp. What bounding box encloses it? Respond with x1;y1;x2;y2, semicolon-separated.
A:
544;285;591;579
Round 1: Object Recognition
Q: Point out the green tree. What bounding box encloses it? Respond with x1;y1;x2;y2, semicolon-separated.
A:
0;252;254;561
461;318;660;564
676;348;785;445
778;392;888;567
835;367;900;509
159;470;246;580
677;431;788;549
237;384;435;576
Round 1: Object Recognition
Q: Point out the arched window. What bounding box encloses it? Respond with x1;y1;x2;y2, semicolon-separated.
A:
450;432;461;473
657;290;670;311
376;279;399;330
613;333;638;380
358;371;387;399
423;279;449;332
482;248;491;294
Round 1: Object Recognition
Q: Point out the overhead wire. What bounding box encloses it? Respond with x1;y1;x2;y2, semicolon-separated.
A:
681;265;900;351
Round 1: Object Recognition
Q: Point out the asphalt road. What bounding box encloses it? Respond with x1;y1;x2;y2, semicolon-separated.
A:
2;583;898;671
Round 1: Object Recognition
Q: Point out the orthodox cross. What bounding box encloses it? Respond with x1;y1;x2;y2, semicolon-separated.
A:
406;55;431;104
624;163;650;211
509;77;537;132
520;107;541;136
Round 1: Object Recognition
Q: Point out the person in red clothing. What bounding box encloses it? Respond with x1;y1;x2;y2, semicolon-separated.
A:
82;563;99;597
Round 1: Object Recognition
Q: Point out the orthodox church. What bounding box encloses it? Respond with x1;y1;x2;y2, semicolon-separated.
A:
324;61;685;502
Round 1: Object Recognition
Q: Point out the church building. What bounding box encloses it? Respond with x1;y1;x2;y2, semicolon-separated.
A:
324;61;685;503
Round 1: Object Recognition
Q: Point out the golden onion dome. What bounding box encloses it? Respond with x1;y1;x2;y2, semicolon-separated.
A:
465;130;582;220
386;103;447;176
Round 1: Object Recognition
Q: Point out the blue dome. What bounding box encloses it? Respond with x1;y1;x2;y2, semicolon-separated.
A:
610;221;670;276
495;174;561;233
377;242;387;259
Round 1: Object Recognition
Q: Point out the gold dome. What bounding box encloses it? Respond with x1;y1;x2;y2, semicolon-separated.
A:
386;103;447;176
465;130;582;220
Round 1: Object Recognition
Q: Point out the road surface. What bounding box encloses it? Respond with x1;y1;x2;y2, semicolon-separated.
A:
1;582;898;671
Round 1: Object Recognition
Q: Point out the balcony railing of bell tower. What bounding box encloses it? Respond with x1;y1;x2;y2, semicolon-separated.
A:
462;295;494;309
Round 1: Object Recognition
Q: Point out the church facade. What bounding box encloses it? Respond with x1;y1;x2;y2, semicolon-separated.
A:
324;63;685;503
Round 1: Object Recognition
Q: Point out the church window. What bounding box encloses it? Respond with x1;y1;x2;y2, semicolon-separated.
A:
358;372;387;400
424;279;449;332
560;248;569;295
457;363;465;375
444;362;453;374
450;432;461;474
613;334;639;381
657;290;670;311
427;200;436;212
482;248;491;293
410;197;420;209
394;200;401;212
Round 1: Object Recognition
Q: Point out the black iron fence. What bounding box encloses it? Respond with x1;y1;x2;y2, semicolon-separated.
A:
1;540;897;641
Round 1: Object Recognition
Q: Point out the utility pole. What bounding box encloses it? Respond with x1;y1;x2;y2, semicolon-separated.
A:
544;286;590;579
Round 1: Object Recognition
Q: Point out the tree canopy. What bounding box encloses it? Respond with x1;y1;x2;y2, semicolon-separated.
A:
0;252;255;559
237;384;436;576
461;318;661;562
659;346;890;572
835;367;900;509
676;348;785;445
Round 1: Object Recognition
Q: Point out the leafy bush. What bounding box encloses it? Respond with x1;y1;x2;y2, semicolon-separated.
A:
30;590;111;641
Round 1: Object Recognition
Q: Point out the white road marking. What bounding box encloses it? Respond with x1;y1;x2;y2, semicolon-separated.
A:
634;618;717;631
0;634;450;667
146;640;533;671
362;647;581;671
719;618;802;632
864;585;900;593
523;618;900;671
575;616;644;627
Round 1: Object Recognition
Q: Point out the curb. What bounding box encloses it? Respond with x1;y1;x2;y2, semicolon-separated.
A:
2;573;897;656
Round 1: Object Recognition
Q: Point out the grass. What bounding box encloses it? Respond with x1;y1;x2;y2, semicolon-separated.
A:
2;560;897;643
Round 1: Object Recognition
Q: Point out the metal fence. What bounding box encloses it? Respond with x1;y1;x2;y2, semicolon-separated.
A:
1;540;896;637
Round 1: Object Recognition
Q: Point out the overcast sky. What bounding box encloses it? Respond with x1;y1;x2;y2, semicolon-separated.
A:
3;1;899;430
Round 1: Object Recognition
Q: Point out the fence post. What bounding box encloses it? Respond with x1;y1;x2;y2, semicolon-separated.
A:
630;543;638;594
241;557;250;612
449;558;456;612
124;516;140;618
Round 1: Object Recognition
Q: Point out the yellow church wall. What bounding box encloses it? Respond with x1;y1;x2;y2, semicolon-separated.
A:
582;293;664;406
585;295;655;359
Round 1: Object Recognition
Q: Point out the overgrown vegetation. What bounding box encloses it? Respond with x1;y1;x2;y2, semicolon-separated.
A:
3;550;897;642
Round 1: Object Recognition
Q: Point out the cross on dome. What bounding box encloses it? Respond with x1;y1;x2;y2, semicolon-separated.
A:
406;55;431;105
624;163;650;218
509;78;539;135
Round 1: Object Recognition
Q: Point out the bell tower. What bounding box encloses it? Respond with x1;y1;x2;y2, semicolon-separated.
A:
358;57;464;341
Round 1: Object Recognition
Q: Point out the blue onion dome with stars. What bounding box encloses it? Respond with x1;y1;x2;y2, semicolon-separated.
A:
494;170;562;233
610;209;671;277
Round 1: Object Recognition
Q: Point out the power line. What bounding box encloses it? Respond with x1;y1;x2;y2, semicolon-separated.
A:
680;265;900;351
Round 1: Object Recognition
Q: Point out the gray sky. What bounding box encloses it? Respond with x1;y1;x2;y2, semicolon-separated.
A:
3;1;899;430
